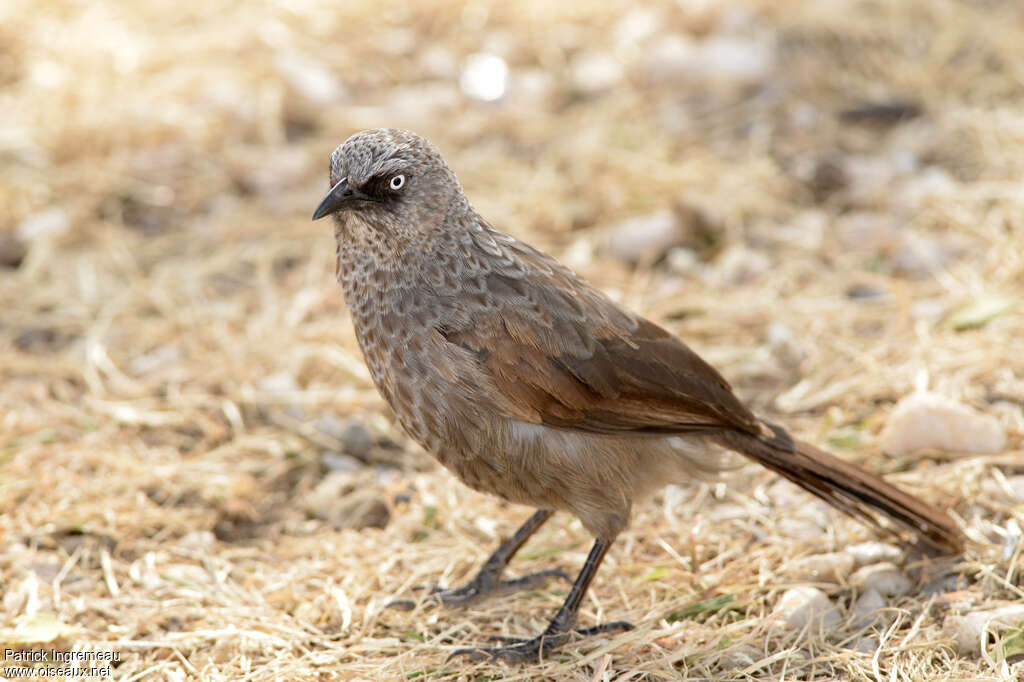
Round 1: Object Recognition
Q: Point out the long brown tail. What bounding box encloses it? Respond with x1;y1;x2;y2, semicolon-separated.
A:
713;421;964;553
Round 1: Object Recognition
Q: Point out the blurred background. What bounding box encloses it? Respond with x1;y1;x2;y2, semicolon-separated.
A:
2;0;1022;679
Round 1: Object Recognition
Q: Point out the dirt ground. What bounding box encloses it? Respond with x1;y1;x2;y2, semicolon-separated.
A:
2;0;1023;679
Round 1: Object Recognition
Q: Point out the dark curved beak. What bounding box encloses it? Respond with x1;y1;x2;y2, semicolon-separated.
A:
312;178;365;220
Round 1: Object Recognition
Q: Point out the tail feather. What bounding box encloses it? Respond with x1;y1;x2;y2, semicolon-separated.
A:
714;421;964;553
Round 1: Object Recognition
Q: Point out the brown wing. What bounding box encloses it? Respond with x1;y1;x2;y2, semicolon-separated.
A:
438;230;761;437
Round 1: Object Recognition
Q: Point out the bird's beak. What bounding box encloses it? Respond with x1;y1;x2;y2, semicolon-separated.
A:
312;178;366;220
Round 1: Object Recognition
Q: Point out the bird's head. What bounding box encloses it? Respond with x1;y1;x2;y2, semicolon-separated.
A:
312;128;462;236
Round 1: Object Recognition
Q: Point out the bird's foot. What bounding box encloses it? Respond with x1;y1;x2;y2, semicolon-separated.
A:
387;568;570;611
448;620;634;663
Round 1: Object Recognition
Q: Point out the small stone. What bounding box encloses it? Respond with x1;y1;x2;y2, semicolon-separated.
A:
322;452;361;473
509;69;555;109
846;283;887;301
716;246;770;285
943;604;1024;655
569;52;625;94
708;503;755;522
772;586;842;630
163;564;211;586
852;636;879;654
777;517;829;540
665;247;700;275
304;472;390;530
687;35;774;83
642;34;695;84
460;53;508;102
910;298;949;323
13;328;64;353
340;421;374;459
643;34;774;85
315;416;375;458
259;372;297;394
847;541;901;567
340;491;390;529
178;531;216;551
784;552;856;583
851;588;888;628
850;562;911;597
615;8;660;49
606;210;685;265
0;234;27;268
16;207;69;241
840;156;902;208
891;167;957;216
774;210;826;251
879;392;1006;457
274;51;343;104
891;232;963;278
836;211;901;253
922;571;965;596
767;322;805;370
718;643;764;670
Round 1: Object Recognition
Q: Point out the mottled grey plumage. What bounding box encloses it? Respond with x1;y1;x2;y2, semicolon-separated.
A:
314;128;962;662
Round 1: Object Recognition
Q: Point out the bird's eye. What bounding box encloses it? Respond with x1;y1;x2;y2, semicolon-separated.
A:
389;175;406;190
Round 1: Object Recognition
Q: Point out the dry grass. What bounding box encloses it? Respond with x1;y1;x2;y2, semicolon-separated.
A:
1;0;1023;679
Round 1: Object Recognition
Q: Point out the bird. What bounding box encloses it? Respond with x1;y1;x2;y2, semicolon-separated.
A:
311;128;963;663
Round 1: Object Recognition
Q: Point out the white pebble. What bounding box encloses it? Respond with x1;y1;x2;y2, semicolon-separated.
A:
944;604;1024;655
892;167;957;216
16;208;69;241
615;8;660;49
891;231;963;278
836;210;901;253
258;372;297;394
716;246;770;285
767;322;806;369
606;210;684;265
851;588;888;627
784;552;855;582
570;52;624;94
772;586;841;630
665;247;700;275
688;36;775;82
880;392;1006;456
846;541;902;567
178;531;216;551
460;53;508;102
644;34;773;85
509;69;555;109
274;51;342;104
850;562;911;597
841;156;901;207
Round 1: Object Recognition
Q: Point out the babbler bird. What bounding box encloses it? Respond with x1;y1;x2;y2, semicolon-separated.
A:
312;128;962;663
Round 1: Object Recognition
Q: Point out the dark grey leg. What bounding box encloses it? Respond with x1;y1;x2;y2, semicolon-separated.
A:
448;538;634;663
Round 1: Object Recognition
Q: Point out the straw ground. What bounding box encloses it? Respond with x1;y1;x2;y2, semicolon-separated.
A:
1;0;1022;679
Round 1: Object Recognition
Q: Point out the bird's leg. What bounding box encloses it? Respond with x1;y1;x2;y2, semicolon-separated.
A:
388;509;569;611
449;539;634;663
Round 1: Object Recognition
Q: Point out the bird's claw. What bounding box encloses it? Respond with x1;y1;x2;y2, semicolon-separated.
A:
446;633;568;663
447;621;634;663
386;568;570;611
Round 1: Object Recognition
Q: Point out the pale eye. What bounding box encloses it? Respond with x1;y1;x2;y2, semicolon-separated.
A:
389;174;406;190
